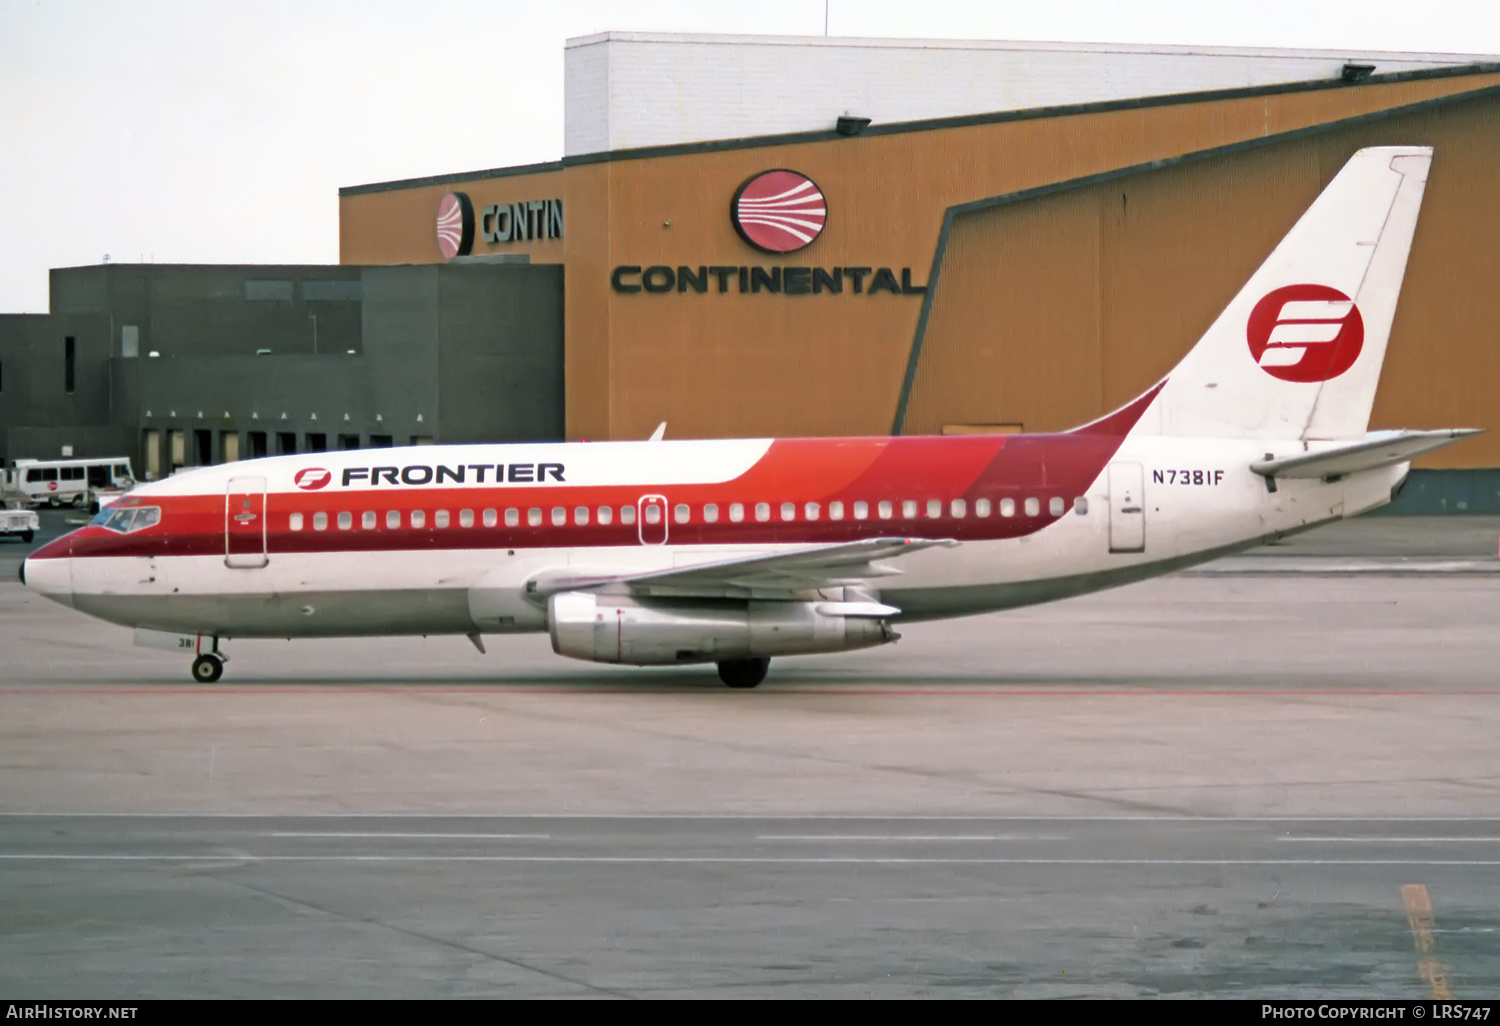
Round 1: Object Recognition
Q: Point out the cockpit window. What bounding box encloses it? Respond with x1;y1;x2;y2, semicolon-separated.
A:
96;505;160;533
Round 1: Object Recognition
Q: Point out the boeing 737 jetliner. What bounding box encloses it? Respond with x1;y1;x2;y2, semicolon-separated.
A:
21;147;1478;686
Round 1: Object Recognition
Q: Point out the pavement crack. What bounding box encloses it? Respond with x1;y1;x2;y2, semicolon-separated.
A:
197;870;634;999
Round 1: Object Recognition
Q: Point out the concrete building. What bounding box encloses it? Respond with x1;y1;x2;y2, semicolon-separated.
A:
0;263;562;477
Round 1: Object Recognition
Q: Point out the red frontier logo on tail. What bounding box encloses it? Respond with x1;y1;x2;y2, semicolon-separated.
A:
294;468;332;491
1246;284;1364;383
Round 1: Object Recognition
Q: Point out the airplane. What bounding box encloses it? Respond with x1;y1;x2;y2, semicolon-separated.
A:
20;145;1479;687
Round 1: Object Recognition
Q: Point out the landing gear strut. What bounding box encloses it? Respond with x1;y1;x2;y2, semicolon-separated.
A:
191;652;225;683
717;657;769;689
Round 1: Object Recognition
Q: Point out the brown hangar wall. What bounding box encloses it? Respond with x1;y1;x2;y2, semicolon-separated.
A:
338;68;1500;466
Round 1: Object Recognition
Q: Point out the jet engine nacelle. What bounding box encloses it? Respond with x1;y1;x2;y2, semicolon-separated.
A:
547;591;896;666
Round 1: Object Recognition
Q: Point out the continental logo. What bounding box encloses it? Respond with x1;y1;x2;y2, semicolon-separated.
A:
336;463;566;487
611;264;925;296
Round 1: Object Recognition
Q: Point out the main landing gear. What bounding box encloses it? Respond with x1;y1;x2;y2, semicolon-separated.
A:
717;657;770;689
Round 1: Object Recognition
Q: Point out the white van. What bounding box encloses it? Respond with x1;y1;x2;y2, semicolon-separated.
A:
8;458;135;508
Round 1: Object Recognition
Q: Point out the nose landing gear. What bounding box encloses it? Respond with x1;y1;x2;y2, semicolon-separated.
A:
191;654;224;683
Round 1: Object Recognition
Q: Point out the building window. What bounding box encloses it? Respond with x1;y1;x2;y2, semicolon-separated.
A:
459;509;474;528
975;498;991;518
729;503;744;522
780;502;796;521
369;434;393;448
362;511;377;529
277;432;297;455
64;337;75;394
339;434;360;450
193;429;212;465
1024;497;1040;517
483;508;497;527
248;432;268;459
313;512;327;531
289;513;304;531
305;433;327;452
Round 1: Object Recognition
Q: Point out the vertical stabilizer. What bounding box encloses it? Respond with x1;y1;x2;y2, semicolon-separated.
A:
1129;146;1431;440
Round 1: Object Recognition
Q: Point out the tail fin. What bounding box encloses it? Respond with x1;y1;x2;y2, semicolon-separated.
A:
1129;146;1431;440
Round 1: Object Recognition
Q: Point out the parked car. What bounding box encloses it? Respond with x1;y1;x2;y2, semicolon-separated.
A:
0;497;40;543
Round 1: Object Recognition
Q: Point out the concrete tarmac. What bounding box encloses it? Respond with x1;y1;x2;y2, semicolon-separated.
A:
2;516;1499;996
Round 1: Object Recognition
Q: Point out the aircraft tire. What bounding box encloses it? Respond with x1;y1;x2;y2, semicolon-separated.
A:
717;657;769;689
191;655;224;684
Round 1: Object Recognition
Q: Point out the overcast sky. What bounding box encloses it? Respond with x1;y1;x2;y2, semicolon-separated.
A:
2;0;1497;311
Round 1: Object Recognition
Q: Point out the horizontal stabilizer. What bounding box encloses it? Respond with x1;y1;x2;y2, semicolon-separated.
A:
1250;429;1482;479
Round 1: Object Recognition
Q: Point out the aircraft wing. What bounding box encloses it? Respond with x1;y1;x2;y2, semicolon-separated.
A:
1251;429;1482;480
530;537;957;601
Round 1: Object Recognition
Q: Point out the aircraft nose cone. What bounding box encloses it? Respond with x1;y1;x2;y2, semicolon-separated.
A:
22;536;73;608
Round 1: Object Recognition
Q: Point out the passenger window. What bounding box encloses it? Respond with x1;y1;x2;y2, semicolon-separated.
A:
620;505;636;526
703;503;719;523
999;498;1015;518
575;506;589;525
338;511;353;530
644;504;661;525
729;503;744;522
290;513;304;531
902;500;917;519
483;509;498;528
411;510;426;529
951;499;966;518
528;508;543;526
975;498;991;518
853;501;869;520
877;501;893;520
927;499;942;519
674;503;690;524
755;502;770;522
780;502;795;522
505;508;519;527
805;502;820;520
1049;497;1065;516
552;507;566;526
1025;497;1040;517
829;501;844;520
386;510;400;529
313;512;328;531
596;506;612;526
1074;497;1089;516
459;509;474;528
434;510;450;528
362;511;377;529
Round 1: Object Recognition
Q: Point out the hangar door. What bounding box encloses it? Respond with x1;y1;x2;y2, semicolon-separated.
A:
1107;462;1145;553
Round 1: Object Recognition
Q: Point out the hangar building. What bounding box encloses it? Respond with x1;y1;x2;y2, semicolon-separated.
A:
6;33;1500;509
